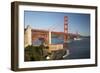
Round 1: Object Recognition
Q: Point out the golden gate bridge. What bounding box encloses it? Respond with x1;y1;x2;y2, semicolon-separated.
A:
24;16;79;52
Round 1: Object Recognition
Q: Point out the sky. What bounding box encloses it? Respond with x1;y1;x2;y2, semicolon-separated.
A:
24;11;90;36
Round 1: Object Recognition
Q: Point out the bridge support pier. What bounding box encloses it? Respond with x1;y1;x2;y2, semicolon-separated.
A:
49;31;51;44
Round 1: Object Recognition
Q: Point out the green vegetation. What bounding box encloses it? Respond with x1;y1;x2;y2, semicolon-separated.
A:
24;38;49;61
25;45;49;61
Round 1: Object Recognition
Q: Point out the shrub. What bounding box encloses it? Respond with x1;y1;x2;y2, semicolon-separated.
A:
24;45;49;61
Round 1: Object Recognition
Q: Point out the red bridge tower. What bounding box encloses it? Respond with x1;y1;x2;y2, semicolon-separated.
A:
64;16;68;42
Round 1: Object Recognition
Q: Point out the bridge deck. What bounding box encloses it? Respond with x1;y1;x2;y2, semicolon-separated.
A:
32;29;67;35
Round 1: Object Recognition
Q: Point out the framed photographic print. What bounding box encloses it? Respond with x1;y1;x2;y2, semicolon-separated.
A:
11;1;97;71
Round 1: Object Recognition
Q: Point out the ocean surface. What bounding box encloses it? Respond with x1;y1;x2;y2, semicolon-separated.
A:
51;37;90;59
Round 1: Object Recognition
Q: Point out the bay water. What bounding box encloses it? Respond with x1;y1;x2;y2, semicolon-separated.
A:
51;37;90;59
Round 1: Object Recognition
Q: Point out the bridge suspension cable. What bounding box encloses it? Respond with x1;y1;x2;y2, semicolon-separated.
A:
48;23;63;32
